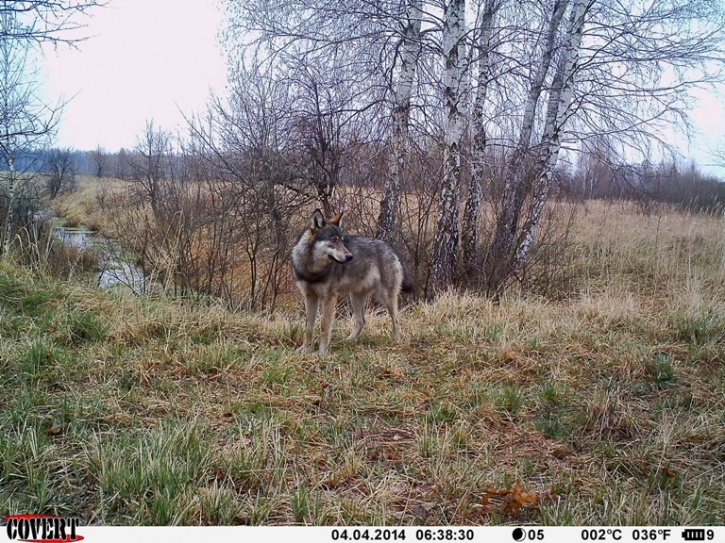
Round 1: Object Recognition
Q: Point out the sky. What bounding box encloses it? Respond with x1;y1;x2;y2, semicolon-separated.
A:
675;86;724;177
36;0;724;177
39;0;227;152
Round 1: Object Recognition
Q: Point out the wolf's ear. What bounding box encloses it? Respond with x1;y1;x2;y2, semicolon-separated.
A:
329;212;344;227
311;209;326;231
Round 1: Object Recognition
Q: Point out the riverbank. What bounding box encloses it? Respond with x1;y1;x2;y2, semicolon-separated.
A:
54;225;148;293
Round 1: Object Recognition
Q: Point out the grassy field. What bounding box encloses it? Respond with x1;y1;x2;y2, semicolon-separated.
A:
1;196;724;525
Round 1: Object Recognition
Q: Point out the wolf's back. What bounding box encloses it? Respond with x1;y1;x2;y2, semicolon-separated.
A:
343;236;414;294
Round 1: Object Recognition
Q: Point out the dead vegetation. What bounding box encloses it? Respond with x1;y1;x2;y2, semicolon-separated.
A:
1;197;724;525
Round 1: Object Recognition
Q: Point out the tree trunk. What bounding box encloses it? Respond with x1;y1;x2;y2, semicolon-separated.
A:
2;155;16;256
428;0;466;296
484;0;569;296
462;0;498;274
376;0;422;243
513;0;589;270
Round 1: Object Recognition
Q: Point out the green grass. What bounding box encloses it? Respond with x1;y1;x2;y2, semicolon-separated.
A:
1;202;724;526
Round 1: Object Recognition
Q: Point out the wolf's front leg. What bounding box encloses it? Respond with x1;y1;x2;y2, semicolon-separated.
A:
297;295;319;353
318;294;338;355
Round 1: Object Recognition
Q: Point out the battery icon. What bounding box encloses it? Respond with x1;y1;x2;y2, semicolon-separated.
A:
682;530;705;541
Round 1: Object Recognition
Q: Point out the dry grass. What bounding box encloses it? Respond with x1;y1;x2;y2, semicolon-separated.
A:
0;198;723;525
51;176;128;232
567;200;725;298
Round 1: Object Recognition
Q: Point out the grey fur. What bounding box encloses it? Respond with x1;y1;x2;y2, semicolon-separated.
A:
292;209;413;355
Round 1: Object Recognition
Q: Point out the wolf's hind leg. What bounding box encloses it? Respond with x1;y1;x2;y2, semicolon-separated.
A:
383;294;401;342
347;293;367;341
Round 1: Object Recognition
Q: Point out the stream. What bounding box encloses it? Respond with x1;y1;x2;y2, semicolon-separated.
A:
53;226;151;294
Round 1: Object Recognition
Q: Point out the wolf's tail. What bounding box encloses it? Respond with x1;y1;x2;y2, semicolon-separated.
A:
401;270;415;294
388;241;415;294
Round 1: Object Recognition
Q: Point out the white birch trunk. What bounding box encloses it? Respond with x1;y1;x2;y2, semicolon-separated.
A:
462;0;498;273
2;155;16;256
429;0;466;295
1;8;33;257
485;0;569;293
513;0;589;269
376;0;422;243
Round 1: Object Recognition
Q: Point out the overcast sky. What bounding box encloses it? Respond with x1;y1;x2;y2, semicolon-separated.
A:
38;0;724;177
39;0;227;153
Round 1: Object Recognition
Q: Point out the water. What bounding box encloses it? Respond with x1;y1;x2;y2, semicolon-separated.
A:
54;227;151;294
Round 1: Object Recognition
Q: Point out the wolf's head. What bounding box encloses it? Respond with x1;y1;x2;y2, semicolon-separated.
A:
310;209;353;264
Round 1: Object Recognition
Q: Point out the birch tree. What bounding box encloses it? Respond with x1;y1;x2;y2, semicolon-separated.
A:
512;0;590;271
219;0;724;298
461;0;500;274
1;0;103;256
376;0;422;243
90;144;108;178
478;0;723;296
428;0;466;295
46;147;76;199
0;1;101;47
1;7;55;255
224;0;436;224
483;0;570;294
129;120;175;221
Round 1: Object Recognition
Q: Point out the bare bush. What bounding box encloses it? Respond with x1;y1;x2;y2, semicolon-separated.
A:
46;147;77;199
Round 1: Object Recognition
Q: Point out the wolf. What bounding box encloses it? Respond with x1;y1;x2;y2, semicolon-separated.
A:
292;209;414;355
